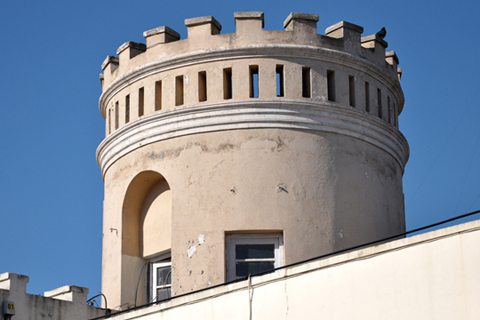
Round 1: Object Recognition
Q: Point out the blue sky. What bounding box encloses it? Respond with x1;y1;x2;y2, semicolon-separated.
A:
1;0;479;300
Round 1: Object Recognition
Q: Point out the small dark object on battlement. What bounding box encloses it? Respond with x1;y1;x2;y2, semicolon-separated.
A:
376;27;386;39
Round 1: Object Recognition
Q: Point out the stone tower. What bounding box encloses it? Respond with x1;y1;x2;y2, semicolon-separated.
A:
97;12;408;309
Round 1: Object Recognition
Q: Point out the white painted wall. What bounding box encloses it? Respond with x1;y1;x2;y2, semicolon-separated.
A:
103;219;480;320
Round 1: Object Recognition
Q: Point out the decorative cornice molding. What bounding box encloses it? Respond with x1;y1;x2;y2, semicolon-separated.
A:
96;100;409;177
98;44;404;118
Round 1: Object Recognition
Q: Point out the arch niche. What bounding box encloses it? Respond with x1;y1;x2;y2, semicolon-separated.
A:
122;171;172;259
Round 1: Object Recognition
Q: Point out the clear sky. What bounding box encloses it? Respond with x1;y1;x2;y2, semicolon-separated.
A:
1;0;479;301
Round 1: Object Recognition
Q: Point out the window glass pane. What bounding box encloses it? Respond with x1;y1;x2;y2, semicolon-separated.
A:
236;262;275;277
157;267;171;286
156;287;171;301
236;244;274;259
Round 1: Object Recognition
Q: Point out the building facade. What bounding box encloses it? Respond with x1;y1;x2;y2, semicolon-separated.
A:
97;12;408;310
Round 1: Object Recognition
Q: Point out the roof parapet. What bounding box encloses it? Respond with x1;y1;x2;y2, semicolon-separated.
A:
143;26;181;48
0;272;29;293
45;285;89;304
185;16;222;40
284;12;319;34
234;11;264;34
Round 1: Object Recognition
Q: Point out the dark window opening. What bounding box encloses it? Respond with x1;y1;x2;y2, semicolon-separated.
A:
138;87;144;117
155;81;162;111
125;95;130;123
349;75;355;107
302;67;311;98
199;71;207;102
175;75;184;106
223;68;232;99
276;65;284;97
327;70;336;102
249;65;259;98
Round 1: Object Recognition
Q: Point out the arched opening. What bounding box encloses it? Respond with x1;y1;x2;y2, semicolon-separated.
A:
121;171;172;305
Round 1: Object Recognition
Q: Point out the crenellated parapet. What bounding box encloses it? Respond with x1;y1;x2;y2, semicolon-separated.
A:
99;12;404;141
97;11;408;176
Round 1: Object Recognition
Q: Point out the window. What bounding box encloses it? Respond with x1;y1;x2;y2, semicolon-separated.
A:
149;255;171;302
276;65;284;97
155;81;162;111
223;68;232;99
249;65;259;98
175;75;184;106
138;87;144;117
198;71;207;102
125;95;130;123
349;75;355;107
114;101;119;129
226;233;283;282
327;70;335;101
302;67;311;98
365;81;370;113
377;88;382;118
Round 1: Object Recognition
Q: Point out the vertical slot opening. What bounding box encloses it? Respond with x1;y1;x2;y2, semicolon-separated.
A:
125;95;130;123
388;96;395;125
393;103;397;127
155;81;162;111
276;65;284;97
302;67;311;98
249;65;259;98
108;108;112;134
223;68;232;99
327;70;335;101
349;75;356;107
199;71;207;102
175;75;184;106
365;82;370;113
114;101;119;129
138;87;144;117
377;88;382;118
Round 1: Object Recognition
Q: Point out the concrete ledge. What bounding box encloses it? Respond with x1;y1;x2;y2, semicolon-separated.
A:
45;285;89;303
185;16;222;31
234;11;264;28
96;99;409;177
283;12;319;28
143;26;180;39
386;50;399;64
361;34;388;48
101;55;119;71
116;41;146;55
325;21;364;35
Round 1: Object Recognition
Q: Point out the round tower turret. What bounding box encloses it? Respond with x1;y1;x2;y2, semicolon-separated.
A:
97;12;408;309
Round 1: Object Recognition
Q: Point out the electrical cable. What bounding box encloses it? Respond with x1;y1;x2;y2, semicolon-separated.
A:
134;262;149;307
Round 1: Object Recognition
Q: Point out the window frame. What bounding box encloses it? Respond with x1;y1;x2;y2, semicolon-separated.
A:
226;233;284;282
149;252;171;302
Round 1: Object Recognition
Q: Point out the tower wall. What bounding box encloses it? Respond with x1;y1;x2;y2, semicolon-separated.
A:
97;12;408;309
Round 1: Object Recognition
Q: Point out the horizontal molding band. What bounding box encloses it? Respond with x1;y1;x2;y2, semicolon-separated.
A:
99;44;404;117
96;100;409;177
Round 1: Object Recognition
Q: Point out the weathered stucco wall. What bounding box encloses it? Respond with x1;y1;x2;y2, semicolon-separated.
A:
100;220;480;320
102;127;406;307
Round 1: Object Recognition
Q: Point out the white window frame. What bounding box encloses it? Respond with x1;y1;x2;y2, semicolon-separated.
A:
149;253;171;302
226;233;284;282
